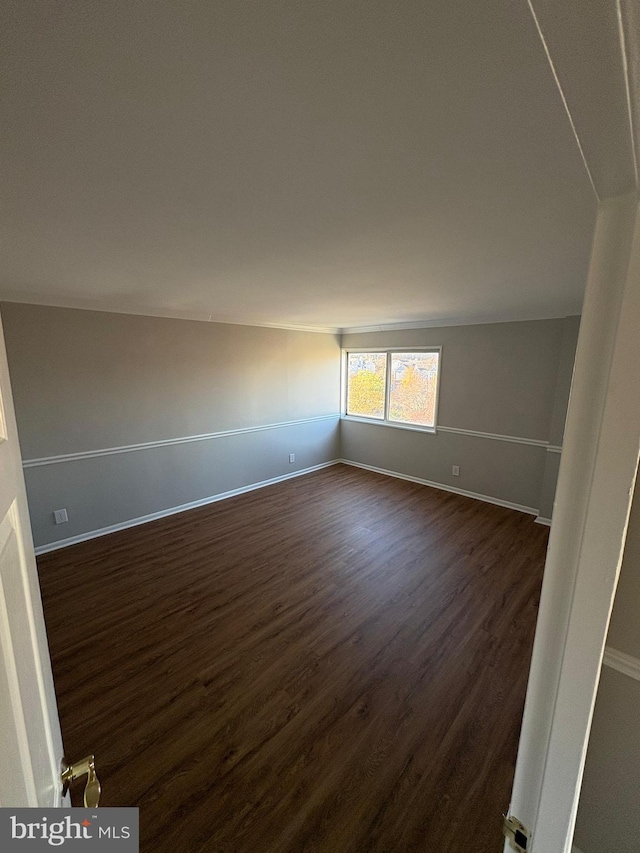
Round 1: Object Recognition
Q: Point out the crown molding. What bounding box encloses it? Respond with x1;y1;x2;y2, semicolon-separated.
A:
0;292;581;337
339;309;581;335
0;293;339;335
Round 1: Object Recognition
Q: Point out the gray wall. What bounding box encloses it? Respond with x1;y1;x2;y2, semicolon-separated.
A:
1;305;578;550
607;486;640;660
341;317;579;513
574;483;640;853
538;315;581;519
1;303;341;548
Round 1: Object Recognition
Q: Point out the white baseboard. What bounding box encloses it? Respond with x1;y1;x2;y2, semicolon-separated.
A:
337;459;539;516
34;460;341;555
535;516;552;526
34;457;542;556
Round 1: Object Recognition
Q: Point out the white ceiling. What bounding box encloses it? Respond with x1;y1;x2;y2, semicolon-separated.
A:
528;0;638;200
0;1;630;332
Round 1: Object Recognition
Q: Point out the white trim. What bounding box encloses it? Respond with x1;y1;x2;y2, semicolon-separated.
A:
507;194;640;853
0;295;582;336
34;455;542;556
603;646;640;681
341;346;442;433
616;0;639;189
342;415;436;435
546;445;563;454
535;517;552;527
22;414;562;470
34;460;341;555
344;417;558;450
22;415;341;468
0;513;39;805
337;458;538;515
339;311;582;335
524;0;599;201
0;294;339;334
438;425;549;448
343;345;443;353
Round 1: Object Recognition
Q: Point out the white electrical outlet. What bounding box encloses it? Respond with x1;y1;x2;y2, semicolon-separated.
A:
452;465;460;476
54;508;69;524
289;453;295;463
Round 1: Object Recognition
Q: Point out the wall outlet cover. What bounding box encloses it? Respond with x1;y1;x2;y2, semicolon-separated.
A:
54;508;69;524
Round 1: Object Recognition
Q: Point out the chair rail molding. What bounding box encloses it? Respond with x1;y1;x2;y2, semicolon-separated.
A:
603;646;640;681
22;414;341;468
23;416;563;469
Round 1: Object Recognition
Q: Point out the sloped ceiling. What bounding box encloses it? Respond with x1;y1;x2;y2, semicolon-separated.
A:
620;0;640;183
528;0;637;200
0;1;613;331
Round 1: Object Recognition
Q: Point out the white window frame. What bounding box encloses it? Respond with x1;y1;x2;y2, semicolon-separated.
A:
340;346;442;434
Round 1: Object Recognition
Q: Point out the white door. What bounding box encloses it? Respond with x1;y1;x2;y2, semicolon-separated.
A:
0;312;65;807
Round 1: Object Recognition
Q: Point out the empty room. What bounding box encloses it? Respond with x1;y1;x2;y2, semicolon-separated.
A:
1;3;639;853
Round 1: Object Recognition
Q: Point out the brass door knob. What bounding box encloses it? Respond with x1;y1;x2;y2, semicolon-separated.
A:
61;755;101;807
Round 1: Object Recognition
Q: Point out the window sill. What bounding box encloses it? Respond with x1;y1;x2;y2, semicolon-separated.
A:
341;415;437;435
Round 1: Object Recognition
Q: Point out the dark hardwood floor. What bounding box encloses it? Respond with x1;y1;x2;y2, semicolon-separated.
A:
37;464;548;852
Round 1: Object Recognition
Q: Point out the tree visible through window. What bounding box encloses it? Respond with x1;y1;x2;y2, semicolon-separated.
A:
345;350;440;429
346;353;387;419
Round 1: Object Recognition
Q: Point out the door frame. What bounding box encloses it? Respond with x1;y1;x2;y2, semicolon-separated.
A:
506;192;640;851
0;310;65;807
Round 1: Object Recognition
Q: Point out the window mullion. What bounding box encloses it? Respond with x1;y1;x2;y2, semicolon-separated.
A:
384;351;392;422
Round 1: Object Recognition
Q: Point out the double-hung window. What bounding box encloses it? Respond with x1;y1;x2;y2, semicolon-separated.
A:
342;348;441;431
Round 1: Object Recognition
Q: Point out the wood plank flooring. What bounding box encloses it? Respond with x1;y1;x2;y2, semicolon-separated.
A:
37;463;548;852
